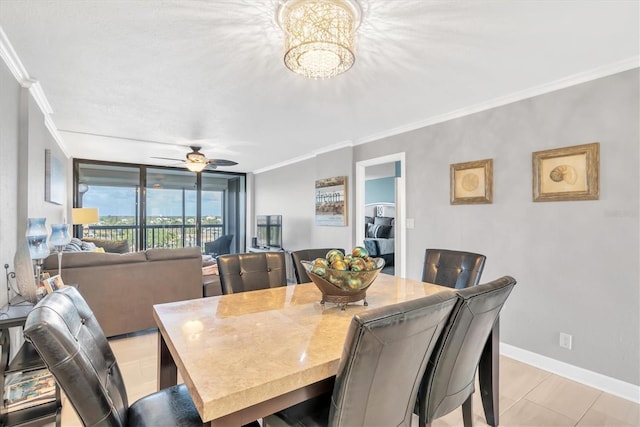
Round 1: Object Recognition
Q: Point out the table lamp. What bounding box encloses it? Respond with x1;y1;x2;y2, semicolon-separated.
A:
25;217;50;286
72;207;99;238
49;223;71;277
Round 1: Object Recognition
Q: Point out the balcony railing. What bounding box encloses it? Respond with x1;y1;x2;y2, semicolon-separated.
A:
88;224;224;251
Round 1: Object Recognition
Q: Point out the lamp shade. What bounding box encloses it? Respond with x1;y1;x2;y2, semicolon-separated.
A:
50;223;72;248
26;217;50;260
72;208;99;224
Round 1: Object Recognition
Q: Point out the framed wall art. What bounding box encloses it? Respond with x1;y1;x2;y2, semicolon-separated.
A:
450;158;493;205
315;176;347;226
45;149;64;205
532;142;599;202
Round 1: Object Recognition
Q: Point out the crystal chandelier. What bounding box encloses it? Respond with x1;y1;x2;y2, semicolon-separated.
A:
277;0;362;79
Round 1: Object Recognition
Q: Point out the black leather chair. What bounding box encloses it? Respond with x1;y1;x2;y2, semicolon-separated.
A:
204;234;234;257
22;286;204;426
290;248;344;284
264;289;458;427
417;276;517;427
217;252;287;294
421;249;486;289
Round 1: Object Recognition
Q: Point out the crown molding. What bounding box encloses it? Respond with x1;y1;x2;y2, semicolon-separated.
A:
252;140;354;174
0;26;28;83
45;118;71;158
254;58;638;174
0;25;68;154
355;57;640;146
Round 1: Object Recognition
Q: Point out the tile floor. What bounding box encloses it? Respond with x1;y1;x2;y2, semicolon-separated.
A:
56;330;639;427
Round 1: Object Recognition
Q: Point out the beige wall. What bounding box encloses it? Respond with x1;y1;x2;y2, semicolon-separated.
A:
254;69;640;388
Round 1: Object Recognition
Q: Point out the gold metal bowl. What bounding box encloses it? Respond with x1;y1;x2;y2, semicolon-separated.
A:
301;258;385;309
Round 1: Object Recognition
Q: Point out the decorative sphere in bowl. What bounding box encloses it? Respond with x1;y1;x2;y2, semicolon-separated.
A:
302;258;385;292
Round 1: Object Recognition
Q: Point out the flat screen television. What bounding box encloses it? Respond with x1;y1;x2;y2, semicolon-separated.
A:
256;215;282;248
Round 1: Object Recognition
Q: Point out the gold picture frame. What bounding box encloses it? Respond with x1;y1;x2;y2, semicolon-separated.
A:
532;142;599;202
450;159;493;205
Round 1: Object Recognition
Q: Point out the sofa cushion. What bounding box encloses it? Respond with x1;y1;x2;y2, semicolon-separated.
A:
145;247;202;261
82;238;130;254
43;251;147;269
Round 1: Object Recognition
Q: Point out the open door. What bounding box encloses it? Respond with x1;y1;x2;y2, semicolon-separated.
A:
355;153;406;277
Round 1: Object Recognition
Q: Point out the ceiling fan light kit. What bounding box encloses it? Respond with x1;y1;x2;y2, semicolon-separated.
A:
185;161;208;173
151;146;237;172
276;0;362;79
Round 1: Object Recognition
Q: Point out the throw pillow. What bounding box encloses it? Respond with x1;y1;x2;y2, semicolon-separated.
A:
366;223;377;238
366;223;392;239
373;224;392;238
81;241;98;251
373;216;393;226
82;238;130;254
63;238;83;252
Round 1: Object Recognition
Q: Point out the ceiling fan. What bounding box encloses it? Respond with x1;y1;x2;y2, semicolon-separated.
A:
152;146;238;172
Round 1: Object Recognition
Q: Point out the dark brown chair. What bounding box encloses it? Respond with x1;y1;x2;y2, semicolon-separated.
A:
22;286;204;426
421;249;486;289
417;276;517;427
217;251;287;294
264;289;458;427
290;248;344;284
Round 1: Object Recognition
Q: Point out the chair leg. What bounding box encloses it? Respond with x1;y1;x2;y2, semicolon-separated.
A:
462;393;473;427
479;320;500;427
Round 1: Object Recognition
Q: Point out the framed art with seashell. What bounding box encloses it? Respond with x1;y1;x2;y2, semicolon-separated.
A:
533;142;599;202
450;158;493;205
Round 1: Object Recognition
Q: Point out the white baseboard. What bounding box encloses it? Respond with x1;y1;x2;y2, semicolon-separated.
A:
500;343;640;404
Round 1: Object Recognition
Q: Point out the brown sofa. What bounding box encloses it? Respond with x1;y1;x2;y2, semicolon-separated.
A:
43;247;203;337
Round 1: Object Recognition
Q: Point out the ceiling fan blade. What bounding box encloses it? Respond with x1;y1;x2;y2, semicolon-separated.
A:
151;156;185;162
208;159;238;167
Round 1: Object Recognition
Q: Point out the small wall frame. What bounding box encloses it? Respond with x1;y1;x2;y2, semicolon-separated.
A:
532;142;599;202
450;159;493;205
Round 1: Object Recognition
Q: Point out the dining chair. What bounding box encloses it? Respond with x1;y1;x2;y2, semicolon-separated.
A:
204;234;234;257
290;248;344;284
416;276;517;427
421;249;486;289
217;251;287;294
264;289;459;427
22;286;205;427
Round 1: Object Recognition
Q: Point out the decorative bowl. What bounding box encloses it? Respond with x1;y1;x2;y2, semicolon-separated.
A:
301;258;385;309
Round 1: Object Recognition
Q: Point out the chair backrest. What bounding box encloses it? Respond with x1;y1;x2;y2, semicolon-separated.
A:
421;249;486;289
23;287;129;427
204;234;234;256
418;276;516;425
217;251;287;294
328;289;458;426
290;248;344;284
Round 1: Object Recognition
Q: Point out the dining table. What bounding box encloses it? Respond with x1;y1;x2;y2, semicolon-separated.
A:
153;273;500;426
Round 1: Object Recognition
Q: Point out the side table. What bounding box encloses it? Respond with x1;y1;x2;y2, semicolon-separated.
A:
0;299;61;426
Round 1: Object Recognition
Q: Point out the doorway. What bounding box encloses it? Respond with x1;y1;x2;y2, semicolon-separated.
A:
355;153;406;277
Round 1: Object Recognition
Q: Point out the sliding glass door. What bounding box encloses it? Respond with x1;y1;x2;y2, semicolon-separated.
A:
74;160;246;253
145;168;198;249
77;163;140;249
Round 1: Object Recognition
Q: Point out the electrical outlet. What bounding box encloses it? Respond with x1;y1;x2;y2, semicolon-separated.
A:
559;332;573;350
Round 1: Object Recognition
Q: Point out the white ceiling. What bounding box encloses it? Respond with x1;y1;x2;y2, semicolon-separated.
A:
1;1;638;174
